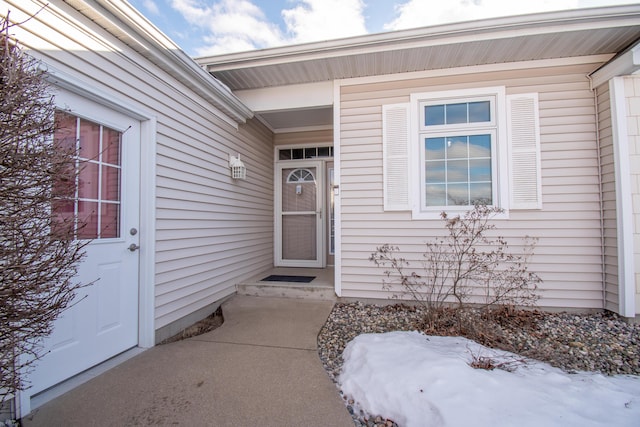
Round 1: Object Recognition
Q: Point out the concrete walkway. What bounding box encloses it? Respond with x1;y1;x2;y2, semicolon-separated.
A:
22;295;353;426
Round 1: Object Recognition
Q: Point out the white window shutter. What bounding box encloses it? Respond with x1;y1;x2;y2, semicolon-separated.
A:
382;103;411;211
507;93;542;210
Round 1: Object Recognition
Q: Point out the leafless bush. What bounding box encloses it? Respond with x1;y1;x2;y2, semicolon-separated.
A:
370;205;542;330
1;12;87;405
467;345;526;372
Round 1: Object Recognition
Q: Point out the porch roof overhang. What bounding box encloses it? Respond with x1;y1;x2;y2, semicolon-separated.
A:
197;5;640;132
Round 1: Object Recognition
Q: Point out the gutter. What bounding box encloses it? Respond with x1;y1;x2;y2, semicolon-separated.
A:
64;0;253;125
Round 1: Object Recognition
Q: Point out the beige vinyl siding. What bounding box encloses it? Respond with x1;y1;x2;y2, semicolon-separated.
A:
597;83;619;312
6;0;274;329
339;62;606;309
622;76;640;314
274;129;333;146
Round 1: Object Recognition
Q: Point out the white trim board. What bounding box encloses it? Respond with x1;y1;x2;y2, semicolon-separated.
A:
610;77;636;317
333;80;342;297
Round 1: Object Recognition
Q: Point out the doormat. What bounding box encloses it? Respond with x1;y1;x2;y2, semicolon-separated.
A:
261;275;316;283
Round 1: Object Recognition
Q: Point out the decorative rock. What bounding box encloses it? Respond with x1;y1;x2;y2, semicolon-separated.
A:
317;302;640;427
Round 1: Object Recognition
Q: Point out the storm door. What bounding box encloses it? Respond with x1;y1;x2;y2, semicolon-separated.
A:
276;161;324;267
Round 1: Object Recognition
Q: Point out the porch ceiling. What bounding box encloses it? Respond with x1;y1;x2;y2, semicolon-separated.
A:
196;5;640;132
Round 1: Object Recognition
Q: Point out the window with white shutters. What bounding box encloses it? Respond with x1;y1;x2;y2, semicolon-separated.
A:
382;87;541;217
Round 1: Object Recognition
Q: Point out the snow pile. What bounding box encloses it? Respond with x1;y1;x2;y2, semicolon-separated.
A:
339;331;640;427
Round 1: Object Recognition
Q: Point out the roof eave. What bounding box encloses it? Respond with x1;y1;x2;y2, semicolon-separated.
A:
65;0;253;125
197;4;640;72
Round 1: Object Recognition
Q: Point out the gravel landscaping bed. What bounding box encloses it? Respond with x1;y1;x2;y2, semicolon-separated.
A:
317;302;640;427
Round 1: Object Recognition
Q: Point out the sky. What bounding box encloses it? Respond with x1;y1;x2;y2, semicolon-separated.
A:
339;331;640;427
128;0;640;57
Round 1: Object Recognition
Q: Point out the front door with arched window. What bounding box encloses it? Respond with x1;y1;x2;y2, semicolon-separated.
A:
275;161;324;267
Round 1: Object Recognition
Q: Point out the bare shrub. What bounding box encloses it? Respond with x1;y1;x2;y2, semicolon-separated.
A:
467;345;526;372
370;205;542;332
1;12;87;405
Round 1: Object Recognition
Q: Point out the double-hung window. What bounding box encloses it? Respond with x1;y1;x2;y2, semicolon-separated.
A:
420;96;496;208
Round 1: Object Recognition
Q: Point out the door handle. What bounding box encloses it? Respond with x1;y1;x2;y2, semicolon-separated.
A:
128;243;140;252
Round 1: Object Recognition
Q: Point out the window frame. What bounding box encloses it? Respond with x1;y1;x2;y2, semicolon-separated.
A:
410;86;509;219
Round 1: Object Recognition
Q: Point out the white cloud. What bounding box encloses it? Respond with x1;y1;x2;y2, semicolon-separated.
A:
282;0;367;43
142;0;160;15
171;0;367;55
384;0;579;31
171;0;285;55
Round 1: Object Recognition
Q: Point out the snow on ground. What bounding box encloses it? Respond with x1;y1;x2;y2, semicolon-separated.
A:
339;331;640;427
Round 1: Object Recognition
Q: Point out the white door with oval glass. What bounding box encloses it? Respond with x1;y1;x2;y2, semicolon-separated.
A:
26;91;141;402
276;161;324;267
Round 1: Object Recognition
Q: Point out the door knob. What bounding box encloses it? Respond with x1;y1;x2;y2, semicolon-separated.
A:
128;243;140;252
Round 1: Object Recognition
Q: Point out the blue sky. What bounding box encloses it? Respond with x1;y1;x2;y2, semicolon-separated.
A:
128;0;639;57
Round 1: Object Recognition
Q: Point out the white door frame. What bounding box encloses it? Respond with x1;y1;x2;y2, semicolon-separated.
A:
275;160;325;267
17;76;156;417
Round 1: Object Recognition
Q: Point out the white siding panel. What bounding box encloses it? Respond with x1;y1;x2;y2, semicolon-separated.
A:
339;62;607;310
5;0;275;330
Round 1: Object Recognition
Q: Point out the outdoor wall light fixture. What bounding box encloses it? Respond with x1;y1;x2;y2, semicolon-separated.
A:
229;154;247;180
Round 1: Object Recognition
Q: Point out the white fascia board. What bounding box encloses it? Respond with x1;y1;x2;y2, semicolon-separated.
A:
68;0;253;125
591;42;640;88
235;82;334;112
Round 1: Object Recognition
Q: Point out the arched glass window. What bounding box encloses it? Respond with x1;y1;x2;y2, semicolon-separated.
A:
286;168;315;183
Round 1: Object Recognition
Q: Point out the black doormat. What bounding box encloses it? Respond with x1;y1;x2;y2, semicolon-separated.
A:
261;275;316;283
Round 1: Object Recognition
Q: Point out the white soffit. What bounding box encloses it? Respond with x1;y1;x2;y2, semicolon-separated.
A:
198;5;640;91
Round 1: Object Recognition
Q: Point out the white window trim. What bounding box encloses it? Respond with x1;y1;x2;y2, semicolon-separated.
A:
409;86;509;219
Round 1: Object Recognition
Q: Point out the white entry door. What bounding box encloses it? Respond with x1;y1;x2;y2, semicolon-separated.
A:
276;161;324;267
26;92;141;400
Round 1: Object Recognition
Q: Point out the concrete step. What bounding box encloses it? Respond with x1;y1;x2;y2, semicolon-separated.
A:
236;282;337;301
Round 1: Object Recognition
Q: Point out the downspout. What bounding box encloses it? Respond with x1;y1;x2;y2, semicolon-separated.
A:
587;74;607;311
